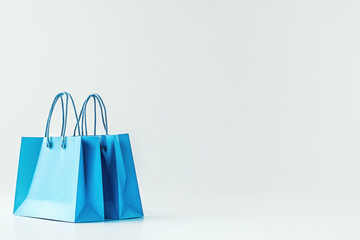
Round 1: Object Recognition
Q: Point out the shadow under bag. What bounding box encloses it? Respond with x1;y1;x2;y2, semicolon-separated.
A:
76;94;143;220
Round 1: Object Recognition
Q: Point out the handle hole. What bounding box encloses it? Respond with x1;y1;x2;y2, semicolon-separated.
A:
46;141;52;148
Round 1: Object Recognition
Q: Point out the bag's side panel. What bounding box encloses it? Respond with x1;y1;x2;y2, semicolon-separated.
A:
74;140;86;221
14;137;82;222
75;136;104;222
14;137;43;213
101;135;120;220
112;136;126;219
116;134;143;219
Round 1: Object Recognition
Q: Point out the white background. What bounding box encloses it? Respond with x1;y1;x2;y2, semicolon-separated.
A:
1;0;360;239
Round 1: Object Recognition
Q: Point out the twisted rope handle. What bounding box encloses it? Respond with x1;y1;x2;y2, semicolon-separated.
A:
73;93;108;136
45;92;80;148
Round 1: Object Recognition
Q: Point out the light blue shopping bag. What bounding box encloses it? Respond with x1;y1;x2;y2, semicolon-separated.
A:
14;92;105;222
75;94;143;220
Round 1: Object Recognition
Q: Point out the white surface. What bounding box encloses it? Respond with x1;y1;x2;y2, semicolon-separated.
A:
2;0;360;239
2;195;360;239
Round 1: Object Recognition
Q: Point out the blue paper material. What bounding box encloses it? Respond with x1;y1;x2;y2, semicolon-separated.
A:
14;92;143;222
100;134;143;219
78;94;143;220
14;136;105;222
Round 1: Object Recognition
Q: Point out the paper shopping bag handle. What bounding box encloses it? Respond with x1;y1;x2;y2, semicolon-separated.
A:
74;93;108;136
45;92;80;148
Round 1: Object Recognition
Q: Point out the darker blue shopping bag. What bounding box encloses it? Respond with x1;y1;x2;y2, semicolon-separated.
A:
75;94;143;220
14;92;105;222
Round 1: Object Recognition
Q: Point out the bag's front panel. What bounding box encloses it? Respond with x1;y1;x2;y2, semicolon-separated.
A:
14;137;82;222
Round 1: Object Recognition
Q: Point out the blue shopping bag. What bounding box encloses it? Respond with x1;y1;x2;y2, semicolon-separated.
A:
14;92;105;222
75;94;143;220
